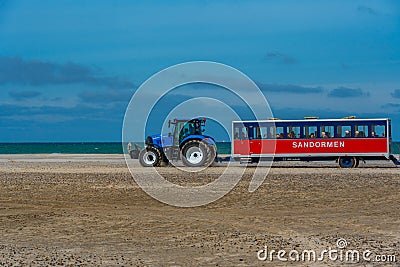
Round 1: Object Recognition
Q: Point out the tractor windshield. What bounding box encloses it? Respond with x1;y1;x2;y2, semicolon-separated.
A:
179;121;202;138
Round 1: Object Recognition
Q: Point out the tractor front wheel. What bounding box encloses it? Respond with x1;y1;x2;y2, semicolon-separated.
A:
139;146;161;167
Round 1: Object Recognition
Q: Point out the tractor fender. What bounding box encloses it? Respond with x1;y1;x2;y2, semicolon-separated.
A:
201;137;216;146
180;135;216;148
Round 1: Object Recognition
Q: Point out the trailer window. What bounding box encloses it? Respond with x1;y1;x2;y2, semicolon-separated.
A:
355;125;368;137
321;126;334;138
234;127;240;140
274;126;284;139
261;127;270;139
304;126;317;138
337;125;352;137
252;127;260;139
234;126;249;140
253;126;269;139
267;126;276;139
241;127;249;139
371;125;386;137
286;126;300;138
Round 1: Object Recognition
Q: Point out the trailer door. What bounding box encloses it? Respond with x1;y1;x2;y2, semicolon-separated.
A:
233;123;250;156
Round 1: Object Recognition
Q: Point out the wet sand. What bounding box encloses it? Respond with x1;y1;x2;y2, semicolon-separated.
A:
0;154;399;266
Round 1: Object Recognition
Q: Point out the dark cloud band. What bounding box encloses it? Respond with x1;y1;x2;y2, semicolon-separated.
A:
328;87;370;98
0;56;134;89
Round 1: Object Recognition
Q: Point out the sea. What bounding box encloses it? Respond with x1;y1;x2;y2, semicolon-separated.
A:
0;142;232;155
0;142;399;155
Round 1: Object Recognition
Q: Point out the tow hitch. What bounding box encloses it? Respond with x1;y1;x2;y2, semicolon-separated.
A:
389;155;400;166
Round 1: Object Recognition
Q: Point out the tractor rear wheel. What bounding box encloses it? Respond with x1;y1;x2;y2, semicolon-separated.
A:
139;146;161;167
205;144;217;166
181;140;209;167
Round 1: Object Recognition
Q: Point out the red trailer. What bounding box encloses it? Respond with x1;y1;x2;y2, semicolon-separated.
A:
232;118;399;168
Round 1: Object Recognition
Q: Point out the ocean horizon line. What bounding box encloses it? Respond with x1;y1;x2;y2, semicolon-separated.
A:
0;141;232;144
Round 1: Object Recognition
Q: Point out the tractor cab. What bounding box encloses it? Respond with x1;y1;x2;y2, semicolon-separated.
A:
169;118;206;146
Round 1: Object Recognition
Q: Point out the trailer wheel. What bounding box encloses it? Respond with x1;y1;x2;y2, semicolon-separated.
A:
338;156;356;168
139;146;161;167
181;140;208;167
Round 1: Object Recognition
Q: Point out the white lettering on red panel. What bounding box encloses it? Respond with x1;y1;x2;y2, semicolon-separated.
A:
292;141;345;148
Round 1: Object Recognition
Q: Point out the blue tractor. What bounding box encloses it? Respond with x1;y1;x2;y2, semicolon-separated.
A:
139;118;217;167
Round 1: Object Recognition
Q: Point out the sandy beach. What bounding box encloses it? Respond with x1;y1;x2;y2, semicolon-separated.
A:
0;154;399;266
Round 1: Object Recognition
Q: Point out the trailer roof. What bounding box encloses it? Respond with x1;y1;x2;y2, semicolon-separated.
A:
232;118;390;123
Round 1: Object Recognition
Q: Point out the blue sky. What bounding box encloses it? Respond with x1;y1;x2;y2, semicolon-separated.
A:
0;0;400;141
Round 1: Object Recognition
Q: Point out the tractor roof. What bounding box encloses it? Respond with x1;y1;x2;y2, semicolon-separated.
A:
172;118;206;122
